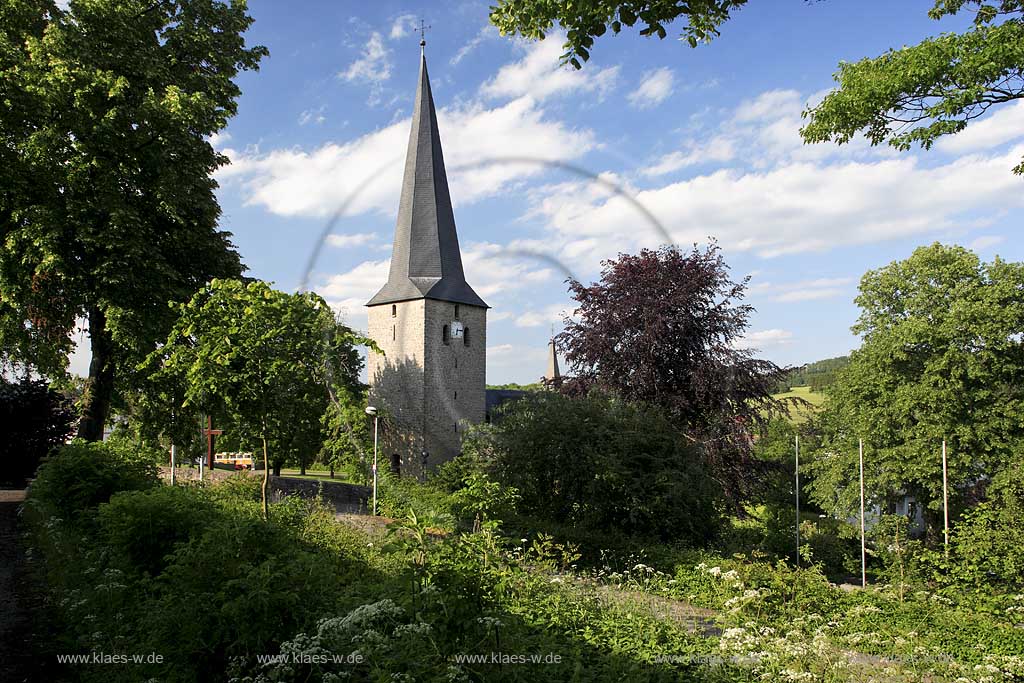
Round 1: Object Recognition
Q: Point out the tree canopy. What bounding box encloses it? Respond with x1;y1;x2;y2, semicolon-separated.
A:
809;243;1024;530
489;0;747;68
145;279;372;516
559;243;787;505
802;1;1024;175
0;0;266;440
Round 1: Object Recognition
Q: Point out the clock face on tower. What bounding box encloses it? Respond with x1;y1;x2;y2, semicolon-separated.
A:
451;321;464;339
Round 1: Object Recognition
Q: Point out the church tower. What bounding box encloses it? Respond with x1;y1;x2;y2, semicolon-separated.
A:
366;46;487;475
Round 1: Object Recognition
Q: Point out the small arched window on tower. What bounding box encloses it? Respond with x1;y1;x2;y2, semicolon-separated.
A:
463;326;470;347
454;304;460;320
391;304;396;318
442;324;450;345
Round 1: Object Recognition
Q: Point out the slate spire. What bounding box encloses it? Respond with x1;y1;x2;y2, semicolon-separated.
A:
367;50;487;308
545;336;561;381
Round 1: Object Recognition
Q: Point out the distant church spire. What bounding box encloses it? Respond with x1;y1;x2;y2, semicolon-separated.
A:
367;46;487;308
545;335;561;381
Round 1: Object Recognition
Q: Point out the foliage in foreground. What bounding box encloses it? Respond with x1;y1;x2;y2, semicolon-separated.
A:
23;440;1024;683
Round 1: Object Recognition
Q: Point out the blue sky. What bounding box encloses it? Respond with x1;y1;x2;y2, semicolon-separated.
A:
79;1;1024;383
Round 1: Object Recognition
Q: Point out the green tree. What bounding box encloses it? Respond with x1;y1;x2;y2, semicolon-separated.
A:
802;1;1024;175
559;244;787;506
808;243;1024;533
146;279;372;518
489;0;747;68
321;389;373;481
0;0;266;440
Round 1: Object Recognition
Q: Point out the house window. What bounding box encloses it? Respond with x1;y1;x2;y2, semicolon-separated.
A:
463;326;470;347
391;304;396;318
454;304;460;320
442;324;450;345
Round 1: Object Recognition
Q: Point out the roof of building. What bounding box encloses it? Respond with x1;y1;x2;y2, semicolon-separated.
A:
367;50;487;309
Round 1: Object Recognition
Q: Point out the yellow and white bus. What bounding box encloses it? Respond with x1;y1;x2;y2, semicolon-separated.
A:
214;452;254;470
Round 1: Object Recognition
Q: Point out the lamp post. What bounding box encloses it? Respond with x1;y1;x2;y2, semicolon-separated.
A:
365;406;379;515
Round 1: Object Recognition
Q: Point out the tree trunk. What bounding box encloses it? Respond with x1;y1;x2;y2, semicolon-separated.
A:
272;461;282;477
300;460;306;476
261;435;269;521
77;306;115;441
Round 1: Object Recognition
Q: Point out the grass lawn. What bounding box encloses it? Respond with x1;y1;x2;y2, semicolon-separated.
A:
773;385;825;423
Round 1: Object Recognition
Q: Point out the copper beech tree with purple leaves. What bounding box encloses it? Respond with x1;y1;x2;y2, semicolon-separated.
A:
557;243;789;506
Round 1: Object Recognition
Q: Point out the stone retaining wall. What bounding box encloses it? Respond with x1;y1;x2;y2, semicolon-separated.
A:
157;468;371;514
269;476;370;514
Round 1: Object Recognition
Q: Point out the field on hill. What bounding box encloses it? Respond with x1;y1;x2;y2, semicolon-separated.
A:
772;385;826;423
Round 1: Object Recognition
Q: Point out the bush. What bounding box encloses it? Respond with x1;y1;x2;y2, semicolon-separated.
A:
377;471;454;519
479;391;724;543
947;463;1024;592
97;486;215;576
0;377;74;487
29;439;159;520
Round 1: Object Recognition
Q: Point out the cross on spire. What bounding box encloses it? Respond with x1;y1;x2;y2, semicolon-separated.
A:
418;19;430;47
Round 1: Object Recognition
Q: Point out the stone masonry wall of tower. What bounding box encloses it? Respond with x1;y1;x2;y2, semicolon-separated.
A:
367;298;486;475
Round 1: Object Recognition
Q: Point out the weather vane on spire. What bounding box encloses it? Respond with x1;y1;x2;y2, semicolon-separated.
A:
418;19;431;48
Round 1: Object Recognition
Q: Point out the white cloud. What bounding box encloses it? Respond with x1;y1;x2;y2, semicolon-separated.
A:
515;303;570;328
734;89;802;123
317;259;391;330
936;101;1024;154
451;26;497;66
530;140;1024;266
463;243;554;299
487;343;516;356
488;344;548;377
751;277;855;303
480;35;618;101
643;136;737;176
389;14;418;40
341;32;391;84
221;96;596;218
734;329;793;350
628;67;674;109
326;232;379;248
208;131;231;148
298;106;327;126
968;234;1005;251
642;88;885;179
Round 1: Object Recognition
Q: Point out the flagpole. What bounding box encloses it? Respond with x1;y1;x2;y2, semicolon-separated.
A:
859;438;866;588
795;434;800;565
942;439;950;558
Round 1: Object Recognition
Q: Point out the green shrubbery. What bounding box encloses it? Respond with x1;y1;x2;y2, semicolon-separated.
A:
24;439;1024;682
466;391;724;543
29;439;160;520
